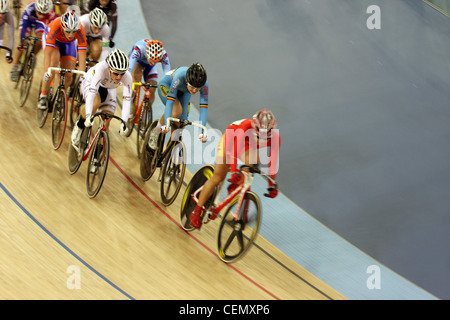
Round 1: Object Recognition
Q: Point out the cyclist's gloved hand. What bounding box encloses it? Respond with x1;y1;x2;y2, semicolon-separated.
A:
198;132;208;143
5;56;13;64
119;122;129;136
229;172;242;185
84;115;94;127
266;187;278;198
160;124;170;134
264;180;278;198
109;39;115;48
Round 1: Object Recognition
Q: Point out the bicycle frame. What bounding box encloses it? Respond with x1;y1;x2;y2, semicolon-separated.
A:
132;82;157;125
191;170;254;222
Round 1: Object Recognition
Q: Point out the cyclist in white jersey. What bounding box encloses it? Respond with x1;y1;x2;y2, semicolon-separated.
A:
0;0;14;63
71;49;133;147
80;7;110;65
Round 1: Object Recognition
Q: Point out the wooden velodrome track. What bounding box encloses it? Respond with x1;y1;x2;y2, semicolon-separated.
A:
0;4;346;301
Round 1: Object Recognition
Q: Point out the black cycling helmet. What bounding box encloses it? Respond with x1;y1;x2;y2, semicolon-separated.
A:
186;63;207;88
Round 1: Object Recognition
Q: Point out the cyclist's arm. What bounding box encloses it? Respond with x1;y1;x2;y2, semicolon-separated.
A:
127;45;141;74
160;51;171;74
100;24;111;60
109;3;118;39
198;82;209;131
76;27;88;72
121;72;133;122
5;12;15;57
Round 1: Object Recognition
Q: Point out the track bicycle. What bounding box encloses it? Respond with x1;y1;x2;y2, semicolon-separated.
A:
128;82;157;158
45;67;86;150
180;164;277;263
140;117;207;206
14;36;41;108
68;58;99;128
67;112;126;198
0;45;12;58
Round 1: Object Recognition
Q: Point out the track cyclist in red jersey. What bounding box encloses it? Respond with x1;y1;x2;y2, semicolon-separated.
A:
190;109;281;229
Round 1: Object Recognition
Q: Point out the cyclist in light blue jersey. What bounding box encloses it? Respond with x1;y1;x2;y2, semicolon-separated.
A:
147;63;209;149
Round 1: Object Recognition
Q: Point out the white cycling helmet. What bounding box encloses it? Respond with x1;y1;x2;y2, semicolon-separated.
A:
0;0;10;14
107;49;129;73
145;40;164;64
61;10;80;32
35;0;53;15
89;7;108;29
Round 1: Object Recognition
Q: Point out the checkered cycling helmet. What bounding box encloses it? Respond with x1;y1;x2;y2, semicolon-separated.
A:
0;0;10;13
145;40;164;64
61;10;80;32
89;7;108;29
107;49;129;73
35;0;53;15
251;109;277;138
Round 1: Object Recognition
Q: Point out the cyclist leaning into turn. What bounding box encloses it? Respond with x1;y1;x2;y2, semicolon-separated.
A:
128;39;170;107
147;63;209;149
189;109;281;229
0;0;14;64
71;48;133;148
37;9;87;110
10;0;56;81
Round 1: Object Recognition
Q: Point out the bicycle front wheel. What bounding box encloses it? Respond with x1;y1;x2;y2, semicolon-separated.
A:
68;81;83;129
136;100;152;158
18;53;35;108
68;125;91;175
140;120;160;181
160;141;186;206
180;165;215;231
217;191;262;263
36;82;50;128
86;130;110;198
51;89;68;150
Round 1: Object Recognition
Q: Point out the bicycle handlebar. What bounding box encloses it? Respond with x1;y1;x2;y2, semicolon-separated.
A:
48;67;86;76
0;46;12;55
92;112;126;125
238;164;278;190
132;82;158;91
166;117;208;135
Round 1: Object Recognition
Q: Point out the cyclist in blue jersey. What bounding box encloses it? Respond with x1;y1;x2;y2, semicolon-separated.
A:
10;0;55;81
128;39;170;106
148;63;209;149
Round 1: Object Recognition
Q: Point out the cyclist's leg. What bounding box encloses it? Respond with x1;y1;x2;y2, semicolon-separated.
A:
88;38;102;63
190;138;228;228
39;44;61;105
60;42;77;89
143;64;158;104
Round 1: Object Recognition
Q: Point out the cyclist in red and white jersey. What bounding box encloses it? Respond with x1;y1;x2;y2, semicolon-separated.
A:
190;109;281;229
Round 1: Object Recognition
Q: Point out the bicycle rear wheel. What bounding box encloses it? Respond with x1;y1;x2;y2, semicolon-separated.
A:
160;141;186;206
140;120;160;181
217;191;261;263
68;126;91;175
68;80;83;129
179;165;216;231
51;89;68;150
86;130;110;198
136;100;152;158
18;52;35;108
